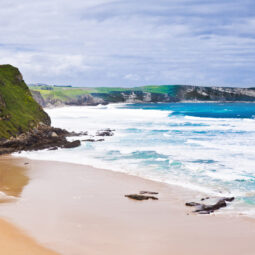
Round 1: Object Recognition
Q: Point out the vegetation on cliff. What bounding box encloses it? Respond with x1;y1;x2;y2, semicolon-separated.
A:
0;65;50;139
29;85;180;106
30;84;255;107
30;85;178;99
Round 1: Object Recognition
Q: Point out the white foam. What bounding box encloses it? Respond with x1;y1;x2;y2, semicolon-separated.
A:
13;104;255;214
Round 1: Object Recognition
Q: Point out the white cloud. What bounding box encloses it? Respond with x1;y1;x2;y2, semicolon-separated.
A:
0;0;254;87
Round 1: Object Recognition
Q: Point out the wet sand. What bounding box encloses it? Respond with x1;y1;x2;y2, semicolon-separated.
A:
0;156;255;255
0;157;59;255
0;218;59;255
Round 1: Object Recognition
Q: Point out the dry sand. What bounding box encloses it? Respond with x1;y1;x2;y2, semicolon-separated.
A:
0;156;255;255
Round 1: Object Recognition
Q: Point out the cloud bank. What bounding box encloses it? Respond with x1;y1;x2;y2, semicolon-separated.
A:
0;0;254;87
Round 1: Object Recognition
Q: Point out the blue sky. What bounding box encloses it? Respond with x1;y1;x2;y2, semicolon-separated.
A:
0;0;255;87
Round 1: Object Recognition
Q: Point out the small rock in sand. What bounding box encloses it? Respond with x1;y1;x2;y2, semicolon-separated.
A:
139;191;159;195
125;194;158;201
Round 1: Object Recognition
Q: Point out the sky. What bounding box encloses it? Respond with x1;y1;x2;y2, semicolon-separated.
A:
0;0;255;87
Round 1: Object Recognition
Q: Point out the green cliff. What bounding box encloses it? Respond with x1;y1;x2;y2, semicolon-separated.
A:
0;65;50;140
30;84;255;107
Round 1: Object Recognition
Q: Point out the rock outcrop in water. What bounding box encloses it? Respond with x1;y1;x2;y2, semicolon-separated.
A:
96;129;115;136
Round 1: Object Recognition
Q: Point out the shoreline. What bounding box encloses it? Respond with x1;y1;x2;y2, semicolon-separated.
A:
0;156;255;255
12;152;246;206
43;101;255;110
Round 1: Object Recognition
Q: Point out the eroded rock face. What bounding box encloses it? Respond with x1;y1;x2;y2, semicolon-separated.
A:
31;90;47;107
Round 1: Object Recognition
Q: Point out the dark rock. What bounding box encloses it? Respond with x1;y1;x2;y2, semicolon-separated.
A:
96;129;114;136
201;197;210;201
139;191;159;195
82;138;105;142
224;197;235;202
185;197;235;214
62;140;81;149
194;200;227;214
0;124;83;155
82;139;96;142
185;202;201;207
67;131;88;137
125;194;158;201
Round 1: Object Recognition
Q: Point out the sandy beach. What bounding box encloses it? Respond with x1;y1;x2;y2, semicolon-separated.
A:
0;155;255;255
0;218;59;255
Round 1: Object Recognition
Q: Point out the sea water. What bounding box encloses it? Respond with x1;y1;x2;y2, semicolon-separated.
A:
16;103;255;216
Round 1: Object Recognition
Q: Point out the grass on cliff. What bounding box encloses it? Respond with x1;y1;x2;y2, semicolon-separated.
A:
0;65;50;139
30;86;92;101
30;85;179;102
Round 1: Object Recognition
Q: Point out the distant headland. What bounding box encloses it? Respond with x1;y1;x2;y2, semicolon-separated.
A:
29;83;255;107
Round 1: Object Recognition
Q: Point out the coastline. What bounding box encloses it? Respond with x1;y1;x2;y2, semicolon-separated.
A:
0;155;255;255
43;101;255;110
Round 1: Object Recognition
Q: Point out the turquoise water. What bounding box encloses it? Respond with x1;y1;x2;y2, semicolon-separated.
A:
124;102;255;119
17;103;255;215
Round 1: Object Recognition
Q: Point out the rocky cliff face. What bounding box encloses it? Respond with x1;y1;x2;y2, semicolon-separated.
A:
30;90;47;107
176;86;255;101
31;85;255;107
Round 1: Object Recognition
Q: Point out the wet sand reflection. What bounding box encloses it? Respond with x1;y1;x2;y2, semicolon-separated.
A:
0;157;29;202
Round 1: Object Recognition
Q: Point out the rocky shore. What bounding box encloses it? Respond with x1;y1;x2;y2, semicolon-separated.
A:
0;123;116;155
0;124;84;155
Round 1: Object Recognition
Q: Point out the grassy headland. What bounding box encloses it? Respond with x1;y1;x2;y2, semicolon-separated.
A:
0;65;50;139
29;84;179;101
29;83;255;107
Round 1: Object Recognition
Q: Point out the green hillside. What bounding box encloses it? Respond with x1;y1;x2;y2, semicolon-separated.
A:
0;65;50;139
29;84;179;102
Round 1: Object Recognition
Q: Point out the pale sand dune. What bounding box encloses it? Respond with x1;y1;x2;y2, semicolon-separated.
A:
0;156;255;255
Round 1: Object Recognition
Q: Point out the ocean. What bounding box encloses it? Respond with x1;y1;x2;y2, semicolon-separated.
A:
16;103;255;216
